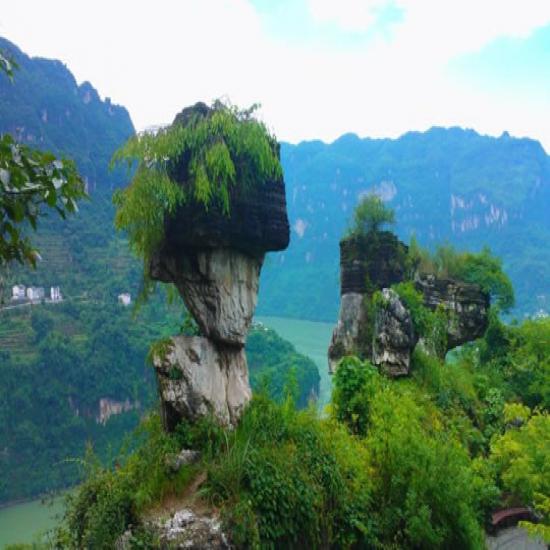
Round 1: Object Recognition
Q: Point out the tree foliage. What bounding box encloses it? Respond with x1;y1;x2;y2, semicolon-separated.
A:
0;134;85;267
491;409;550;542
407;242;515;311
112;101;282;265
351;193;395;235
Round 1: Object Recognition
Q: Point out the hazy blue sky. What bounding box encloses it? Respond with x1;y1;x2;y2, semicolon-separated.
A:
1;0;549;150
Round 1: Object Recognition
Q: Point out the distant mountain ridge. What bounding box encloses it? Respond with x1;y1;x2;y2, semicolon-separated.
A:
258;128;550;321
0;36;134;192
1;36;547;322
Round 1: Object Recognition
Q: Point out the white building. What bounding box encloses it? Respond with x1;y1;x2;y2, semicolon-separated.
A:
118;293;131;306
26;287;45;302
50;286;62;302
12;285;26;301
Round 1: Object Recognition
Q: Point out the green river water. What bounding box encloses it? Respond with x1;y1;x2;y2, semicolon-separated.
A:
257;316;334;407
0;316;333;547
0;496;65;548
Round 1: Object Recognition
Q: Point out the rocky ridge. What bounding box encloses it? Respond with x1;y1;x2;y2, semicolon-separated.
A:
329;232;489;376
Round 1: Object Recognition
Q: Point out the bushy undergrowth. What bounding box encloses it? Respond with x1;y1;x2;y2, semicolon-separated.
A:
53;394;374;549
333;357;492;549
205;394;374;548
48;316;549;549
53;415;196;549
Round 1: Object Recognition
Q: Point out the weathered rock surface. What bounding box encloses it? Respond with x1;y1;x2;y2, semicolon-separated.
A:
152;249;262;346
372;289;418;376
158;509;229;549
154;336;251;430
166;449;202;473
415;274;490;350
116;508;230;549
328;293;367;374
162;178;290;257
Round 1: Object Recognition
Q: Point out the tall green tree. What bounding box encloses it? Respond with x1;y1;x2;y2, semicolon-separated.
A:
351;194;395;235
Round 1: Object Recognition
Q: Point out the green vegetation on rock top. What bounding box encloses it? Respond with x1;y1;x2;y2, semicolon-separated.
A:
112;101;282;266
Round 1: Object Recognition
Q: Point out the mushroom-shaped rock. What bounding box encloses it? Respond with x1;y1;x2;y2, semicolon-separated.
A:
147;103;289;429
151;103;290;346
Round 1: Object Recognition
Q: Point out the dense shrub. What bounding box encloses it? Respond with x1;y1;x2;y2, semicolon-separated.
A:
407;242;514;311
332;356;381;435
205;394;374;549
490;409;550;542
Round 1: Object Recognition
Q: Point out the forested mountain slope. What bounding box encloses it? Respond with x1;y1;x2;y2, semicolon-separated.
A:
0;36;139;301
0;37;133;192
259;130;550;321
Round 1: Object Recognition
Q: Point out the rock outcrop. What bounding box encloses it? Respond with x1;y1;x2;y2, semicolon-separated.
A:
415;274;489;349
116;508;230;549
372;289;418;377
328;293;368;374
329;232;489;377
151;249;262;346
340;231;408;294
151;103;290;429
155;336;251;430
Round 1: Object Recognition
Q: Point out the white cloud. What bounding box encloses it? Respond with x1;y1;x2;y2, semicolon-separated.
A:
0;0;549;151
307;0;389;32
390;0;550;64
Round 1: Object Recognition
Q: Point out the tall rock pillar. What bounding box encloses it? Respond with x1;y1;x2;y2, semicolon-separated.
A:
150;104;290;430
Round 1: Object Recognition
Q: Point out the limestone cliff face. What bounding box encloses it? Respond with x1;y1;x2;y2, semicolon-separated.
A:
151;104;290;429
329;232;489;377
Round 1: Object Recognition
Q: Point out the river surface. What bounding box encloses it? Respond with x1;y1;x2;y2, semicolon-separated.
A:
0;495;65;548
256;316;334;407
0;316;334;547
